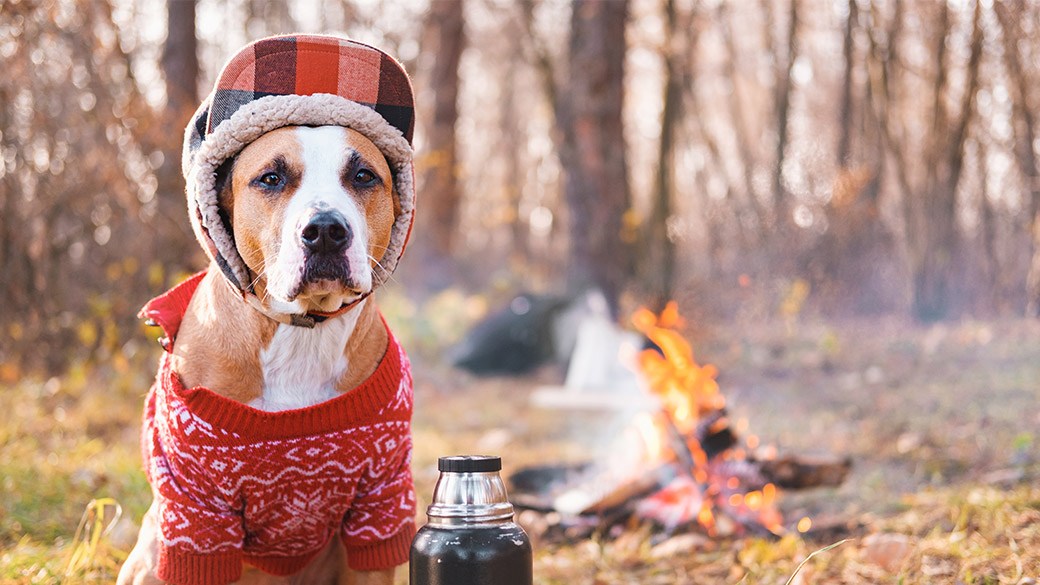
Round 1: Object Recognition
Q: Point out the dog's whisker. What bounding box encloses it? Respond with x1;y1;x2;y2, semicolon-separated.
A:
245;260;269;293
368;254;400;287
248;268;266;292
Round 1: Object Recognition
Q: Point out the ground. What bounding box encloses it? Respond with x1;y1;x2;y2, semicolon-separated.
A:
1;293;1038;584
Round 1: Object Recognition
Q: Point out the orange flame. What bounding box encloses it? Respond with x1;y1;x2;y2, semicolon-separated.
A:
632;302;724;435
631;302;787;535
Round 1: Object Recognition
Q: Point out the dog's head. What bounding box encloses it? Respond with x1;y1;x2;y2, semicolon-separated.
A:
182;34;415;320
216;125;399;314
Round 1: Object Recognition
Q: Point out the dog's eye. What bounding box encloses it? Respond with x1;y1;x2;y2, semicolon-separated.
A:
258;172;283;188
353;169;377;185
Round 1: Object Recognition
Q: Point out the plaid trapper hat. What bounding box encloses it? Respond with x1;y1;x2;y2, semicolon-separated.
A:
183;34;416;294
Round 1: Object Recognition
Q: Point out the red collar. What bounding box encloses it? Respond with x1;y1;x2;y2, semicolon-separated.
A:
240;287;370;328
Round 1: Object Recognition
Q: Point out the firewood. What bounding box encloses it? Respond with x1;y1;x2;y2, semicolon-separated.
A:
756;455;852;489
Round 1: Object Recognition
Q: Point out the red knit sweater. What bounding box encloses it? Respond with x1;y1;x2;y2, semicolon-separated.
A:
139;273;416;585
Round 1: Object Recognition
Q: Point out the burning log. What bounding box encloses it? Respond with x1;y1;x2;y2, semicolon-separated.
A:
571;465;673;515
508;462;672;543
508;461;674;516
694;409;738;460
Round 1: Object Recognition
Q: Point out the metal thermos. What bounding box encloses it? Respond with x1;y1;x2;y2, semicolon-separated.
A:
410;455;532;585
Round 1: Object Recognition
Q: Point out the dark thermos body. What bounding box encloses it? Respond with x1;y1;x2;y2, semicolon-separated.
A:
410;456;533;585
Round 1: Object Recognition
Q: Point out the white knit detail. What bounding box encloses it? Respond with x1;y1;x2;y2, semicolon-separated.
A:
158;535;238;554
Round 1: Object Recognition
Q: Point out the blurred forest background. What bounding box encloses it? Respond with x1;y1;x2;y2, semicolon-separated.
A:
3;0;1040;375
3;1;1040;583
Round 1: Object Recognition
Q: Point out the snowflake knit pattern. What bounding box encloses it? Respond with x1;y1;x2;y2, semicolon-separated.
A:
139;273;416;585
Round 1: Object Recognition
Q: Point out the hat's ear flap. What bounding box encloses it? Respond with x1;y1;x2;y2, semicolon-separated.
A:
183;102;210;178
213;157;238;264
392;179;403;223
183;98;250;290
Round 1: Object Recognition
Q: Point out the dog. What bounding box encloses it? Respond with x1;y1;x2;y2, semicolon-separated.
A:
117;35;418;585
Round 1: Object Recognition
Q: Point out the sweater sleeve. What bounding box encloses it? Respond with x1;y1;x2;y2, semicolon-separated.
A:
154;491;244;585
340;430;417;571
146;419;244;584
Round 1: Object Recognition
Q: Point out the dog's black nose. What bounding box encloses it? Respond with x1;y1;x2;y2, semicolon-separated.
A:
301;211;352;254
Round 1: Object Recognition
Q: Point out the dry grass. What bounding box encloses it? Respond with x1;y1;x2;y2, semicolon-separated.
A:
524;485;1040;584
1;303;1038;584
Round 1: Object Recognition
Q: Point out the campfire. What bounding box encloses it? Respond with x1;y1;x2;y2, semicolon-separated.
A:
509;303;850;542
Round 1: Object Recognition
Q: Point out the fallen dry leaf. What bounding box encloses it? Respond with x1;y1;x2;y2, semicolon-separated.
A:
861;533;912;573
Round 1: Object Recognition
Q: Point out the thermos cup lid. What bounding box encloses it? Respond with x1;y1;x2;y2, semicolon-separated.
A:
438;455;502;473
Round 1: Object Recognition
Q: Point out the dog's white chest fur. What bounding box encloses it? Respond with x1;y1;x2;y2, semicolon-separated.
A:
251;300;366;411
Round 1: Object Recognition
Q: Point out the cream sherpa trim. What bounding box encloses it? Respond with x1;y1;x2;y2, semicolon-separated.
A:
185;93;415;290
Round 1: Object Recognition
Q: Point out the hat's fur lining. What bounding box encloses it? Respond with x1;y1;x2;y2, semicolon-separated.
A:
186;93;415;291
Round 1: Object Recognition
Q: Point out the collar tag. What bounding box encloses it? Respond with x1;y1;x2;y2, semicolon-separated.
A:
289;314;318;328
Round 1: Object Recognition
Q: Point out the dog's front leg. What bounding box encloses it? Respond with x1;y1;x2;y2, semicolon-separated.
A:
117;500;166;585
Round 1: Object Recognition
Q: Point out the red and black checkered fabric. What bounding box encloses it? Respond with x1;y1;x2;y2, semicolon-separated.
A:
203;35;414;144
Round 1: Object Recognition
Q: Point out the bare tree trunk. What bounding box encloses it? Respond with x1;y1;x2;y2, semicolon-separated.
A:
413;0;465;288
976;136;1001;310
500;18;529;267
154;0;202;275
994;0;1040;316
911;0;982;321
836;0;857;167
0;80;25;321
557;0;632;315
771;0;800;225
867;0;914;221
644;0;688;310
163;0;199;122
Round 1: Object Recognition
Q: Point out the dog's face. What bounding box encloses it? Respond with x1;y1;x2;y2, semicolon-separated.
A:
219;125;397;314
